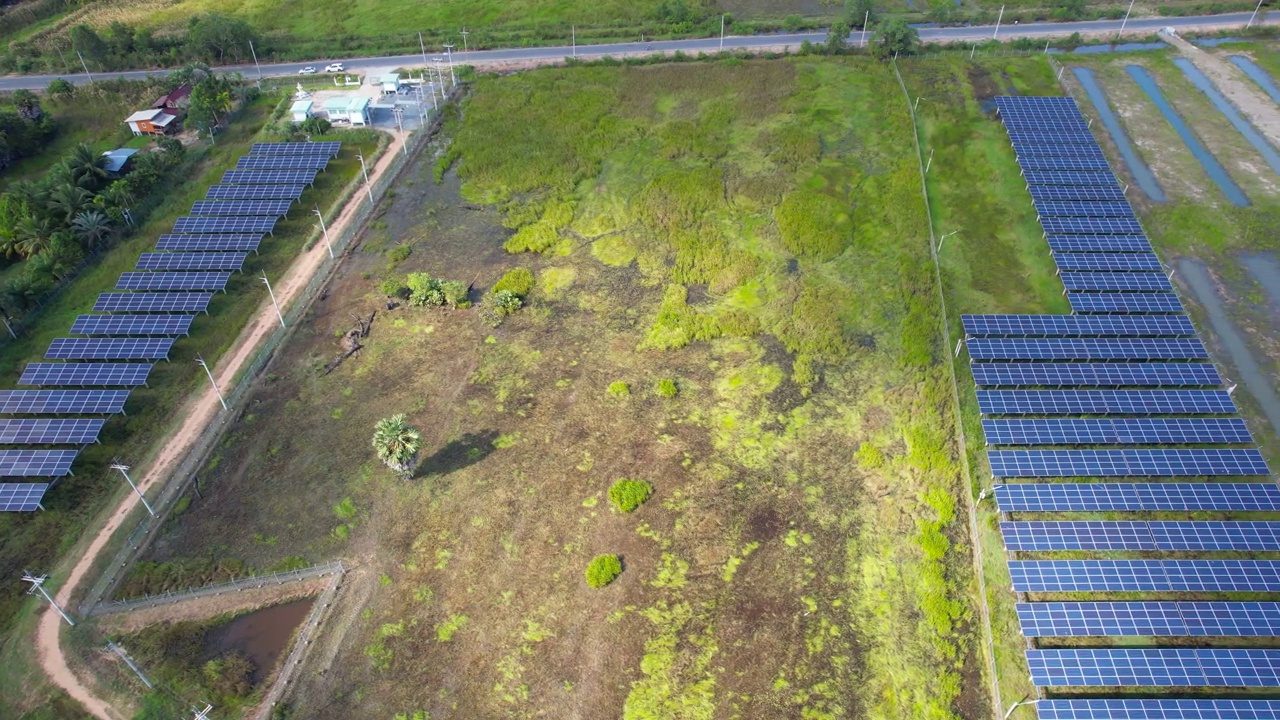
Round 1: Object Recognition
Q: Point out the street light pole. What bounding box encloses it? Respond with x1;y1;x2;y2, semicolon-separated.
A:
109;462;155;516
1118;0;1136;38
75;50;94;84
720;14;726;50
442;44;457;85
1249;0;1266;27
356;152;373;203
314;207;334;258
259;273;286;328
22;571;74;626
195;353;228;409
994;5;1005;39
249;40;263;85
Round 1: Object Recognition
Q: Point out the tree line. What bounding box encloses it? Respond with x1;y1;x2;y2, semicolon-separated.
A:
0;89;56;173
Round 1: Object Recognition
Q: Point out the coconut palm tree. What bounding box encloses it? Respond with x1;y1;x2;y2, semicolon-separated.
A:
71;210;112;252
15;215;55;258
371;414;422;476
46;184;93;223
63;144;109;190
12;89;42;121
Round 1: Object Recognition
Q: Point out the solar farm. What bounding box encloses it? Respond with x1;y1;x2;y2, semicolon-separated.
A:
0;143;337;512
970;96;1280;715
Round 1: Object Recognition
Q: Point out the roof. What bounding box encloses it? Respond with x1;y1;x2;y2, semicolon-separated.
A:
290;100;314;113
323;97;350;111
153;83;192;108
151;113;177;128
101;148;140;173
124;109;163;123
348;96;370;112
380;74;400;84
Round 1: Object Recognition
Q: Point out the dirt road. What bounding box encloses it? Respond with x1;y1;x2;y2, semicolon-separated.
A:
34;131;407;720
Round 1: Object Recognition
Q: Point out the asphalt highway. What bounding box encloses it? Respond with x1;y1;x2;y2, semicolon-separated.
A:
0;10;1273;90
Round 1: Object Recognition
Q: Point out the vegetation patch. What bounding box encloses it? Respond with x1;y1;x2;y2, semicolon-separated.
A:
585;554;623;588
608;479;653;513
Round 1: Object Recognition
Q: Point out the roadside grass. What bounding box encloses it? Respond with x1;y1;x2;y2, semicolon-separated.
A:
132;56;990;719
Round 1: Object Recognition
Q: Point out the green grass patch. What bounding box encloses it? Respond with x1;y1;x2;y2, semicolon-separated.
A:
585;554;622;588
608;479;653;513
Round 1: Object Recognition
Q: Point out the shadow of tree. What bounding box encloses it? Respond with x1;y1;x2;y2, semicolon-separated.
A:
413;429;501;479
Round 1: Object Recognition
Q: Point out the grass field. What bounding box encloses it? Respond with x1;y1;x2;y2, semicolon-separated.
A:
127;56;994;719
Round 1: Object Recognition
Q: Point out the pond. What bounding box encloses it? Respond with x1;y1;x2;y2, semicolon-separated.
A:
1228;55;1280;104
1071;67;1165;202
204;597;315;684
1172;57;1280;177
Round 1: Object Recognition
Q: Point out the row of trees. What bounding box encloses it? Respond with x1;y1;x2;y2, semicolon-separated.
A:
0;90;55;172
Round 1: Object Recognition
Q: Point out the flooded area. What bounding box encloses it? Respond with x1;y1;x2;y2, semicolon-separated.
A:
1171;57;1280;176
204;597;314;684
1177;258;1280;437
1051;42;1167;55
1126;64;1250;206
1228;55;1280;104
1194;37;1245;47
1072;67;1166;202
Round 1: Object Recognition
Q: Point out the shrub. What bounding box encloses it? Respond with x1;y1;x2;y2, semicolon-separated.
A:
440;279;470;308
609;479;653;513
300;116;332;135
655;379;678;398
386;244;412;264
585;554;622;588
480;290;523;326
493;267;534;298
379;279;408;298
608;381;630;398
405;272;444;306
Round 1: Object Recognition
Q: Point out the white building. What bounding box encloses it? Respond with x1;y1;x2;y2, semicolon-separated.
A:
290;100;314;123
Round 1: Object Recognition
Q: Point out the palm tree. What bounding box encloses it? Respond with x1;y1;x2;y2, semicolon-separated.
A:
71;210;112;252
371;414;422;476
8;179;48;211
12;89;42;121
15;215;55;258
47;184;93;223
63;144;109;190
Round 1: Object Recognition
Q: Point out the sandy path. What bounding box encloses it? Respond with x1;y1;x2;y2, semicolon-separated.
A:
1163;32;1280;148
34;132;407;720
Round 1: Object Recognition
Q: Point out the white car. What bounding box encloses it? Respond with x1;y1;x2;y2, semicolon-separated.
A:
298;66;317;75
324;63;345;72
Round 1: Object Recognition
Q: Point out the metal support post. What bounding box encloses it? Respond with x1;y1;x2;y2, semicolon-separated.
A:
109;462;154;516
314;207;334;258
259;273;286;328
195;353;228;409
22;571;74;626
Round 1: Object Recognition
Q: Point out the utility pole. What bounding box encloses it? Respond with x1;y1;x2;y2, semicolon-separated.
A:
1118;0;1136;38
720;15;726;50
442;44;457;85
109;461;154;516
460;27;470;51
259;273;286;328
393;106;406;155
1;315;16;339
356;152;373;203
22;571;74;626
193;704;214;720
249;40;263;85
314;207;334;258
75;49;94;84
572;25;576;56
106;641;154;688
1249;0;1265;27
194;353;228;409
419;31;429;73
937;230;959;253
861;12;869;47
993;5;1005;39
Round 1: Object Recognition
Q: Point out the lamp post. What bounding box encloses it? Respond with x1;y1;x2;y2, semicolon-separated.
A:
993;4;1005;39
109;462;154;516
1118;0;1136;38
22;571;74;626
442;44;457;85
314;207;333;258
195;353;228;409
356;152;373;203
260;273;285;328
1249;0;1266;27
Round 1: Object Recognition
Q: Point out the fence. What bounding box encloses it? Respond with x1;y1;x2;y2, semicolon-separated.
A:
76;87;456;618
90;561;345;617
255;563;346;719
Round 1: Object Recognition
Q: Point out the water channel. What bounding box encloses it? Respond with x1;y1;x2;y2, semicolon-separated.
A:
1228;55;1280;104
204;597;315;684
1072;67;1166;202
1172;57;1280;177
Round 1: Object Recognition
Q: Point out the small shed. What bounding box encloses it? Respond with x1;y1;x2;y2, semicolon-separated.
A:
291;99;314;123
380;74;401;94
347;97;370;126
101;148;140;176
323;96;352;122
124;109;178;136
153;84;192;111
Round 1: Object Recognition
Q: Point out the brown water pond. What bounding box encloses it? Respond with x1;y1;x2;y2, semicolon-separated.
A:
204;597;314;684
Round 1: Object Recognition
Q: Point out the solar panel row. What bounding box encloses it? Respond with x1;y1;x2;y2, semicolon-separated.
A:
971;363;1221;388
1060;271;1174;292
1004;521;1280;552
189;199;293;217
1051;252;1163;272
136;252;248;272
172;216;276;234
1035;200;1135;217
1029;185;1127;201
235;155;330;170
70;314;193;336
0;418;105;444
1068;292;1185;314
46;337;173;361
0;449;78;477
19;363;153;388
116;272;231;292
1018;601;1280;637
1046;234;1152;253
205;184;306;200
994;482;1280;512
961;314;1195;337
220;169;317;185
155;234;263;253
250;141;341;156
1035;699;1280;720
988;448;1270;478
977;390;1236;415
968;338;1207;361
982;418;1251;445
1027;648;1280;687
1010;559;1280;592
0;390;130;415
94;292;213;313
0;483;49;512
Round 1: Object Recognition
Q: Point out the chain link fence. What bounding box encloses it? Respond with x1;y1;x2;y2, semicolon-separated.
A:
255;563;347;719
90;561;345;617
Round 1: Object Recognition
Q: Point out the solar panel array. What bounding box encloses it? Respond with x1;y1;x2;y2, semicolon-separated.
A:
984;97;1278;708
0;142;337;510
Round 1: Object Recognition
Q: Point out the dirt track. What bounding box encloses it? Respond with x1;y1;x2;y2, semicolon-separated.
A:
34;131;407;720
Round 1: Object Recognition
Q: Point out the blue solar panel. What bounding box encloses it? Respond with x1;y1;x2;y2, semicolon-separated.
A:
994;482;1280;512
1020;602;1280;637
1010;560;1280;592
250;141;341;157
172;216;277;234
116;272;230;292
968;338;1207;361
0;419;105;444
978;389;1235;415
1004;522;1280;552
1052;253;1163;272
94;293;213;313
155;235;263;253
70;314;193;336
190;200;293;217
1019;156;1112;171
1061;272;1173;292
1043;217;1145;234
19;363;153;388
1007;132;1097;146
1024;170;1120;186
1027;648;1280;687
205;184;306;200
1068;292;1185;314
221;169;317;185
1014;144;1107;159
1036;699;1280;720
962;315;1194;337
136;253;247;271
988;448;1269;478
0;483;49;511
45;338;173;361
982;418;1252;445
1035;201;1135;217
1003;117;1091;131
236;155;330;170
1046;235;1152;253
0;449;78;477
1029;185;1127;201
971;363;1221;388
0;390;130;415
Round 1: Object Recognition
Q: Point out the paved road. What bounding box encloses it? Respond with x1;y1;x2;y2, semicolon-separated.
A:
0;11;1272;90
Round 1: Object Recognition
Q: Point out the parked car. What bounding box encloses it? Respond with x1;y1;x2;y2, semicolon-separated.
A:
298;66;317;75
324;63;345;72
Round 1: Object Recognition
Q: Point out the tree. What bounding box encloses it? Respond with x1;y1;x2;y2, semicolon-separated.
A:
47;184;93;223
0;194;30;259
63;144;109;190
870;17;918;59
12;90;42;121
15;215;55;258
846;0;878;28
70;25;109;65
187;14;258;63
71;210;112;252
827;20;851;53
372;414;422;476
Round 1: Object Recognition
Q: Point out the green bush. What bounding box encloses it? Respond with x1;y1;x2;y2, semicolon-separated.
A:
386;244;412;264
608;479;652;513
655;379;678;398
585;554;622;588
480;289;523;326
493;267;535;297
379;279;408;298
440;279;470;308
608;381;630;398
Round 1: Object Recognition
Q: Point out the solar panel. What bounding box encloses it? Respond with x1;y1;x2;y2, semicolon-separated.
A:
0;390;130;415
0;449;78;477
20;363;153;388
961;315;1194;337
205;184;306;200
116;272;230;292
1046;235;1152;253
1052;253;1163;272
1026;648;1280;687
94;292;213;313
977;389;1235;415
70;314;193;336
190;200;293;217
172;216;276;234
995;482;1280;512
0;483;49;511
250;141;341;157
1018;156;1112;171
982;418;1251;445
1007;132;1098;146
1029;185;1127;201
0;418;105;444
1060;272;1174;292
235;155;330;170
155;235;263;253
1024;171;1119;187
1013;144;1108;159
136;253;248;271
1036;699;1280;720
1010;560;1280;592
220;169;317;185
45;338;174;361
1020;602;1280;637
1004;521;1157;551
1043;217;1145;234
989;448;1270;478
967;338;1208;361
1035;201;1135;217
1068;292;1185;314
1002;117;1091;131
971;363;1222;388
